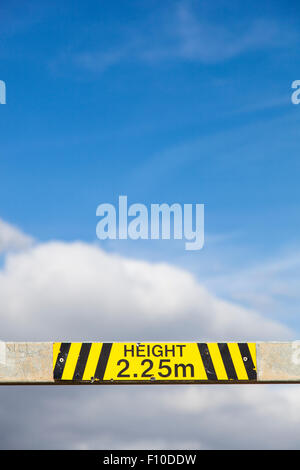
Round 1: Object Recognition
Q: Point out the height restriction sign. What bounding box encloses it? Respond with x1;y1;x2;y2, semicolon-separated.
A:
53;342;257;383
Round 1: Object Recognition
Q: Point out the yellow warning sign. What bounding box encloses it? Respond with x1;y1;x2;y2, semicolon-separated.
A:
105;343;206;381
53;342;257;383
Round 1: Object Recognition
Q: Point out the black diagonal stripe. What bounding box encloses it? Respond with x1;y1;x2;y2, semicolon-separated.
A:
72;343;92;381
53;343;71;380
94;343;113;381
197;343;217;381
238;343;257;380
218;343;238;380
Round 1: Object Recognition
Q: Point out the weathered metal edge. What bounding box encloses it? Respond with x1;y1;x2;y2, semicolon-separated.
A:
1;342;300;384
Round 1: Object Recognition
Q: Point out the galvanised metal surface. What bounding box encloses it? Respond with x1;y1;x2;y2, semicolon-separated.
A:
0;342;300;385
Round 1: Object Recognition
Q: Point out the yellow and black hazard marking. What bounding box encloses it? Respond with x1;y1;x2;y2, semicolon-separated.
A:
53;342;257;383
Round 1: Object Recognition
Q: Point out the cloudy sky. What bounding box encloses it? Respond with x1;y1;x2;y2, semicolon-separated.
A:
1;0;300;449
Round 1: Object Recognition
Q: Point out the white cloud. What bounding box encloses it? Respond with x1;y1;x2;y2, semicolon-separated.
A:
0;218;34;255
1;384;300;449
0;220;298;450
0;239;291;341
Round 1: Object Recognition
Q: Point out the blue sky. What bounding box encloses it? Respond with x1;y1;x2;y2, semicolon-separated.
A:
2;0;300;451
1;0;300;322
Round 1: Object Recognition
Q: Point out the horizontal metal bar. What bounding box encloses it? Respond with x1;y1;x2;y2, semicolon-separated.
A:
0;342;299;385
